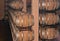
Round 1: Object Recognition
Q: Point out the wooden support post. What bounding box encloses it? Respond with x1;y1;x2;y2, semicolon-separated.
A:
32;0;39;41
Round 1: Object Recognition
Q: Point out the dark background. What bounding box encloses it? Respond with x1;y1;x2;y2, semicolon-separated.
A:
0;20;12;41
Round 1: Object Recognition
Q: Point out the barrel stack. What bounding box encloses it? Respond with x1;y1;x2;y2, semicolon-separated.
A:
6;0;60;41
7;0;34;41
39;0;60;41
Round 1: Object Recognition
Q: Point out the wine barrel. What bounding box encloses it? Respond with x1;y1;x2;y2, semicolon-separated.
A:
39;27;59;39
10;21;34;41
9;11;34;27
8;0;23;10
10;19;23;41
14;30;34;41
39;13;59;25
11;28;23;41
22;14;34;27
39;0;59;10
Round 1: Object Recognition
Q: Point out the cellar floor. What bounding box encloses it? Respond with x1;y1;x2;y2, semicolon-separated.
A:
0;20;12;41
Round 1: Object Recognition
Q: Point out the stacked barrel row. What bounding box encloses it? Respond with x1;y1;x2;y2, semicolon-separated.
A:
7;0;34;41
39;0;60;41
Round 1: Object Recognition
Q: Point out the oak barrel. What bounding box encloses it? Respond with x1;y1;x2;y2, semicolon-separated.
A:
9;11;34;27
9;0;23;10
39;27;59;39
39;13;59;25
39;0;59;10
